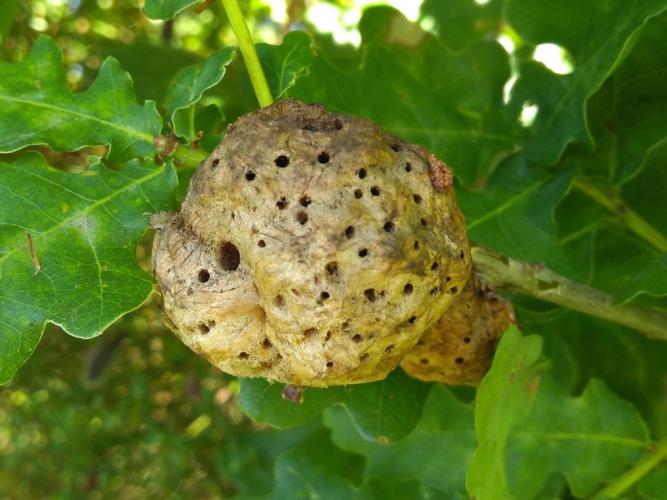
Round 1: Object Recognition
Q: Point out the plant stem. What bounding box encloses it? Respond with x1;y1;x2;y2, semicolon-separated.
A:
471;245;667;341
221;0;273;107
573;177;667;252
592;438;667;498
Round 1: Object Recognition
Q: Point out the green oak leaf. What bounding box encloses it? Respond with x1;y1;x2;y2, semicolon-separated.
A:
579;13;667;184
507;0;667;165
266;448;367;500
623;144;667;239
0;0;20;41
0;153;177;384
551;14;667;304
239;369;430;442
143;0;202;20
0;36;162;162
324;385;475;498
195;103;225;152
586;225;667;302
163;47;236;140
639;464;667;500
98;37;199;104
467;327;650;499
458;154;578;277
420;0;502;50
557;147;667;303
257;31;313;100
290;11;523;187
520;308;667;438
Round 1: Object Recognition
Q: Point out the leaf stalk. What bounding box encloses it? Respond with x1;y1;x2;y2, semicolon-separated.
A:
221;0;273;107
592;437;667;498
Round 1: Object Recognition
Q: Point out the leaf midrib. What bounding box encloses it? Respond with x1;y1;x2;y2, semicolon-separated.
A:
512;430;647;448
0;164;165;266
467;177;550;230
0;93;154;144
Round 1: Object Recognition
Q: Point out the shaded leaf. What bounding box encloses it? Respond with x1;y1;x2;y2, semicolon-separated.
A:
257;31;313;100
458;154;578;276
265;446;367;500
290;11;522;187
324;385;475;498
0;36;162;162
507;0;667;164
467;327;650;499
143;0;202;20
98;37;199;104
639;464;667;500
520;308;667;438
164;47;236;140
0;0;20;41
420;0;502;50
239;369;430;441
0;153;177;384
556;148;667;303
578;13;667;184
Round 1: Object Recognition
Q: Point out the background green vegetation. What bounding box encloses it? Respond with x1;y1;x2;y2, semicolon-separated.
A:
1;1;667;498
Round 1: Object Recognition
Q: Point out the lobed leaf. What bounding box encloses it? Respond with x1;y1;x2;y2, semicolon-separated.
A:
0;153;177;384
290;8;523;187
557;147;667;303
324;385;476;498
420;0;502;50
163;47;236;140
520;308;667;438
0;36;162;162
266;449;367;500
458;154;578;277
143;0;202;20
239;369;430;442
506;0;667;165
257;31;313;100
467;327;650;499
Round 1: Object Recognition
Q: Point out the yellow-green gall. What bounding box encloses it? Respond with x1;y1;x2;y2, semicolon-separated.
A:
152;99;471;387
401;273;515;386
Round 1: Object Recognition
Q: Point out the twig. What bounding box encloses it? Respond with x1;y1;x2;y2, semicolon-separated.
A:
472;245;667;341
220;0;273;107
591;437;667;498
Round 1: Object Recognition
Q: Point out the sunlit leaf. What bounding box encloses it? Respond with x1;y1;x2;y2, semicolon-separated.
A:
257;31;313;100
163;47;236;140
467;327;650;499
143;0;202;20
0;36;162;162
0;153;177;384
